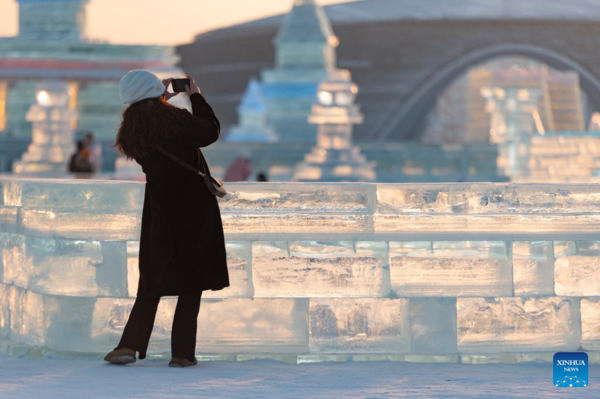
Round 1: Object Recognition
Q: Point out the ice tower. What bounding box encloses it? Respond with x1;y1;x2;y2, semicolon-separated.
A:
0;0;184;143
293;79;376;182
227;80;278;143
259;0;346;143
12;81;77;176
17;0;89;42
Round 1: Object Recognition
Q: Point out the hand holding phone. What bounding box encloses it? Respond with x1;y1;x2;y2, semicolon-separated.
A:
185;76;201;96
171;78;191;93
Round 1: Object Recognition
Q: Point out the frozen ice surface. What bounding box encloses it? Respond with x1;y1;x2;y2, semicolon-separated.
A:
512;241;554;296
554;241;600;296
252;241;390;297
390;241;512;296
410;298;457;354
457;297;581;353
581;298;600;351
4;357;598;399
309;298;410;354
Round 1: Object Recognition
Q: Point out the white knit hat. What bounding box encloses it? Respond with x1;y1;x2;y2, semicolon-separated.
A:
119;70;165;105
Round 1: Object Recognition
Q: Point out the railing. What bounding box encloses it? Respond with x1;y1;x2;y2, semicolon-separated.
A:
0;177;598;362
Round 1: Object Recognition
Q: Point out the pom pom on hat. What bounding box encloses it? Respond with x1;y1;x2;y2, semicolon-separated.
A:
119;70;165;105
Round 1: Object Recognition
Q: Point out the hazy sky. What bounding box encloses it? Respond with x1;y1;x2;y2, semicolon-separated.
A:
0;0;354;45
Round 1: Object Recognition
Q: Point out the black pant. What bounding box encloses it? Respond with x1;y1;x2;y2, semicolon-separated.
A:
116;293;202;361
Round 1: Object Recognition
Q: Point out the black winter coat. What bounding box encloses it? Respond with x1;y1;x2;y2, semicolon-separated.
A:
135;93;229;297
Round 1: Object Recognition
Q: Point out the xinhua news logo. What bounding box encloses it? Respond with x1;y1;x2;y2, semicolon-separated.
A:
554;352;588;388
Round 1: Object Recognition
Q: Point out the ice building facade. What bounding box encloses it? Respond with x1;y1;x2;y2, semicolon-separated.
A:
0;0;187;171
0;177;598;362
232;0;344;145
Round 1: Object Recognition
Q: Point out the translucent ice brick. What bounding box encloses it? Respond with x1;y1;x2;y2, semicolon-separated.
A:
457;297;580;353
21;208;141;241
126;241;140;297
204;242;252;298
0;206;18;233
309;298;410;354
219;183;375;239
554;241;600;296
222;213;373;239
374;184;600;237
2;236;127;297
2;178;145;212
512;241;554;296
220;183;374;214
390;241;512;297
410;298;457;354
0;283;9;338
252;241;390;298
197;298;309;353
126;241;252;299
5;284;97;351
581;298;600;351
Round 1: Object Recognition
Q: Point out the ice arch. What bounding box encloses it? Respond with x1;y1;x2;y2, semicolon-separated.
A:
374;43;600;141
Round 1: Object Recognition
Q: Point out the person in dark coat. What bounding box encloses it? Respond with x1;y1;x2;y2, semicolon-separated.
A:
104;70;229;368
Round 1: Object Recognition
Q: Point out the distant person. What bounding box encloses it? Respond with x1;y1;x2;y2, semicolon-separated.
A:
84;132;103;173
223;155;252;182
257;172;269;182
104;70;229;368
68;140;93;175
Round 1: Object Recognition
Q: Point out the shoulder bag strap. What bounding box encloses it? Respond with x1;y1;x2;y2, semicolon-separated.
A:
156;145;206;177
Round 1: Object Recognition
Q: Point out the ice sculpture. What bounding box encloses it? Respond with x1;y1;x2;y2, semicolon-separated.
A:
293;79;376;182
227;80;278;143
12;82;77;177
252;0;350;143
0;177;598;362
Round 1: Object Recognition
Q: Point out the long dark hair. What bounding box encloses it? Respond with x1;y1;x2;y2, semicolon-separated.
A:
115;96;187;160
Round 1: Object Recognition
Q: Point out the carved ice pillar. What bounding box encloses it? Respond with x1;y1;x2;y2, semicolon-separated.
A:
13;81;77;176
293;79;376;182
483;86;544;178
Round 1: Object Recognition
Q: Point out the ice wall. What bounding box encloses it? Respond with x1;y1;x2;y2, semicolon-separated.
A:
0;178;599;363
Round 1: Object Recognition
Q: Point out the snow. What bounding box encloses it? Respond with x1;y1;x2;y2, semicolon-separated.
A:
0;355;598;399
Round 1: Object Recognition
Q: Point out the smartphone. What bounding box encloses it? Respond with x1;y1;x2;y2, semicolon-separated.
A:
171;78;191;93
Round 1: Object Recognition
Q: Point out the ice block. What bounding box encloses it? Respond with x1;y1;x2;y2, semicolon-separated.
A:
457;297;580;353
390;241;512;296
554;241;600;296
581;298;600;351
309;298;410;354
252;241;390;297
512;241;554;296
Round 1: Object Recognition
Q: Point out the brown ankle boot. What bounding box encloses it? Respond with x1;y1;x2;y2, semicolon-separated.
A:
104;348;136;365
168;357;198;368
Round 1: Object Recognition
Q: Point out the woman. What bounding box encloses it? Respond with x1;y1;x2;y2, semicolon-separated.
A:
104;70;229;368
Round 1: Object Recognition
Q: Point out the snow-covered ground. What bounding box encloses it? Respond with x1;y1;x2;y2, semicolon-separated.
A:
0;355;597;398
